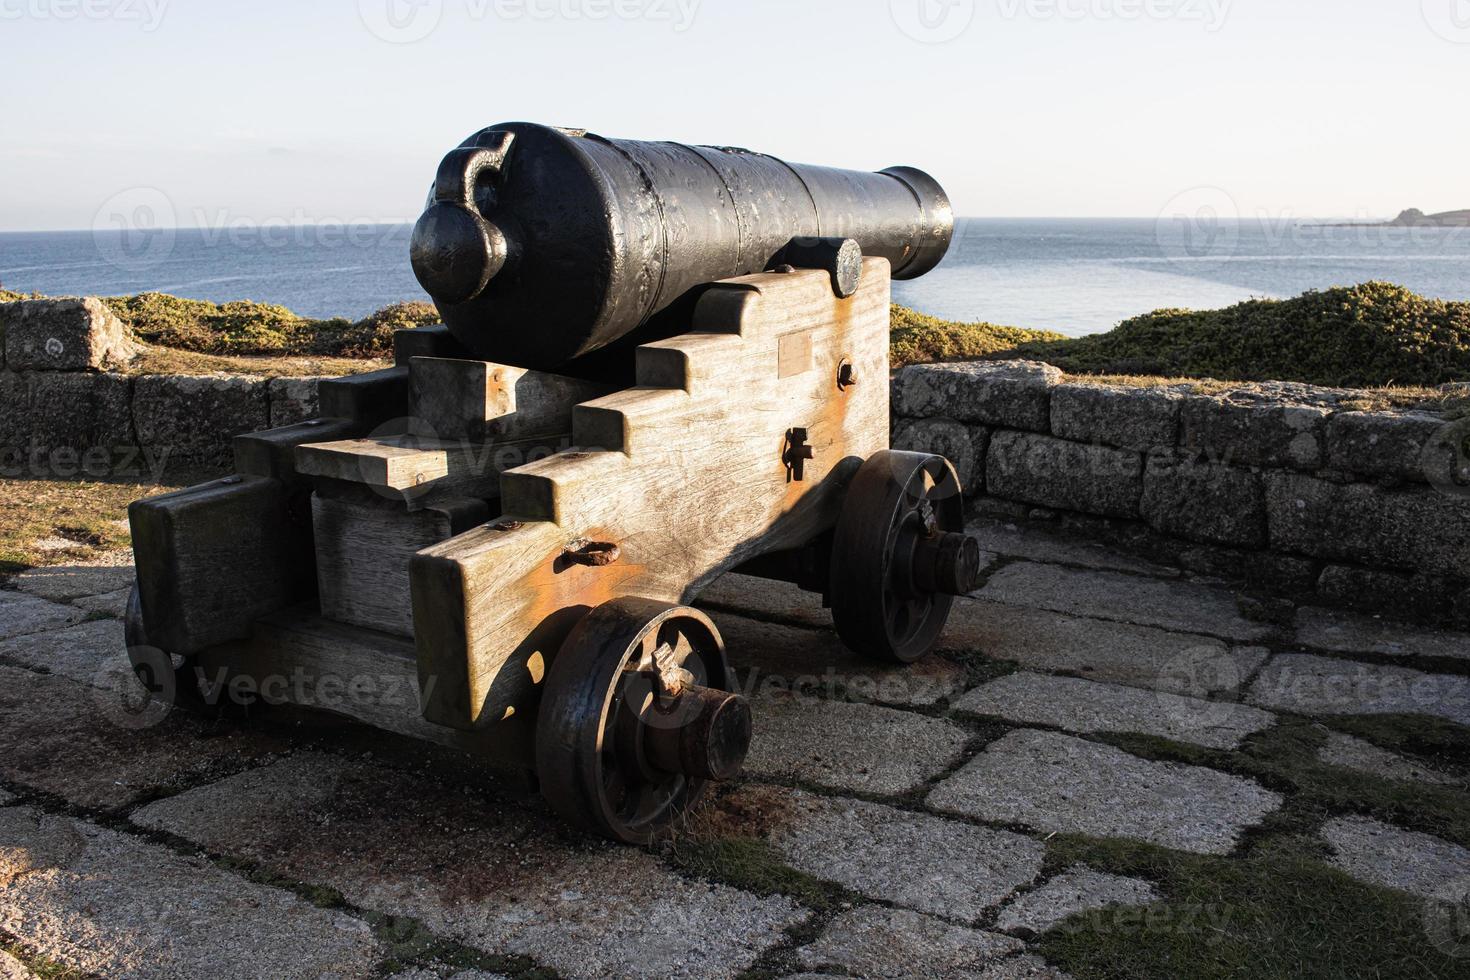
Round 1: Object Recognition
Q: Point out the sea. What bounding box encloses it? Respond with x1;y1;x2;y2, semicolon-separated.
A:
2;218;1468;338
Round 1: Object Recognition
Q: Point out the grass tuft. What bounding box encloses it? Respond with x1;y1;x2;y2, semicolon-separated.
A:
666;836;854;913
1037;832;1463;980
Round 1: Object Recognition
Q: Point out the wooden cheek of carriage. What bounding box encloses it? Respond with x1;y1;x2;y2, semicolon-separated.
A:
125;256;980;843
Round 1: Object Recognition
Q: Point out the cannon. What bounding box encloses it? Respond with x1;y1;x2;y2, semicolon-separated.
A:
124;125;977;843
410;123;954;370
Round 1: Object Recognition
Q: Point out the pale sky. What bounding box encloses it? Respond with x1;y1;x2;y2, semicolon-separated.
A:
2;0;1466;230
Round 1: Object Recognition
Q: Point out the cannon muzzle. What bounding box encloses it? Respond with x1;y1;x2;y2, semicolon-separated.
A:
411;122;954;371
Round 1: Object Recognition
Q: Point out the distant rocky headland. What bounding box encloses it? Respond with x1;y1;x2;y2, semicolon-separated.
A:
1325;208;1470;228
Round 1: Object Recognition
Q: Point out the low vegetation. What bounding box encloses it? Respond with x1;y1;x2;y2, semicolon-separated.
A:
6;281;1468;389
894;281;1470;388
0;287;437;360
0;476;186;575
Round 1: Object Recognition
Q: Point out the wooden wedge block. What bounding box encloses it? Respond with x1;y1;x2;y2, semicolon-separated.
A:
130;475;316;655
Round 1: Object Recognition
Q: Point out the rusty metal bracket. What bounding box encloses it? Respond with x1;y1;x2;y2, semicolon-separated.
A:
783;428;815;482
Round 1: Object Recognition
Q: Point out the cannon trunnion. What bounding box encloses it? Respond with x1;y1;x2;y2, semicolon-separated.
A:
126;132;973;843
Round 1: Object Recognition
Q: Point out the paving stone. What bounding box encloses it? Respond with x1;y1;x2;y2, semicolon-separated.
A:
1318;733;1460;787
0;789;15;806
1294;606;1470;661
892;360;1061;432
0;592;84;640
0;618;124;686
710;612;969;709
995;865;1159;938
927;730;1282;855
795;906;1024;978
973;956;1076;979
954;672;1276;750
0;371;133;458
1265;472;1470;578
1316;565;1463;626
893;418;989;496
1247;654;1470;725
0;664;281;810
11;563;135;602
0;806;381;978
736;786;1043;920
1322;816;1470;901
133;753;806;980
1050;381;1183;452
133;373;271;467
1;297;135;371
976;562;1272;642
697;572;832;629
0;951;33;979
944;598;1268;696
1180;385;1332;470
1326;410;1447;483
964;518;1177;577
986;431;1144;520
267;376;324;428
1141;456;1265;548
745;690;971;796
72;588;131;620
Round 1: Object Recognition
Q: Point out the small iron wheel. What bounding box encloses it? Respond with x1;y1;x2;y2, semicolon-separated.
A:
124;585;211;713
830;450;980;663
536;597;751;844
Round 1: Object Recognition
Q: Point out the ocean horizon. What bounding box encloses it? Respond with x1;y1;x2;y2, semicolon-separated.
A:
2;217;1468;338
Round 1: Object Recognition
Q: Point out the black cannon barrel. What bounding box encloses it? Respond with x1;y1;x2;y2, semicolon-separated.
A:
410;123;954;370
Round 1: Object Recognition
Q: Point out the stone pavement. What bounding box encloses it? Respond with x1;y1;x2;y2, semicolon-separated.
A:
1;526;1468;979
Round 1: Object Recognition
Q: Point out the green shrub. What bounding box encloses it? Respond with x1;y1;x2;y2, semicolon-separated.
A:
1011;282;1470;388
98;293;440;359
889;305;1066;368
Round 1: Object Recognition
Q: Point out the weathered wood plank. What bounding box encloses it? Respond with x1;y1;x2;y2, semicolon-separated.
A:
195;608;533;766
414;260;892;729
313;494;489;637
130;476;316;655
408;357;613;442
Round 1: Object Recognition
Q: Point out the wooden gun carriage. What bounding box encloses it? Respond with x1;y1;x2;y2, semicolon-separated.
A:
125;126;977;842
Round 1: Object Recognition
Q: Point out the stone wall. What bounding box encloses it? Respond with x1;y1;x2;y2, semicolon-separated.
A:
1;298;326;479
893;361;1470;627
